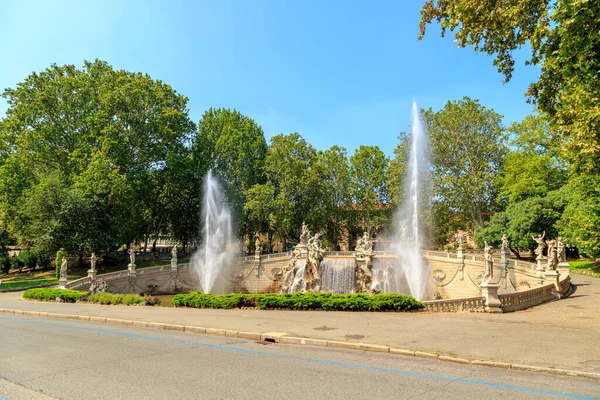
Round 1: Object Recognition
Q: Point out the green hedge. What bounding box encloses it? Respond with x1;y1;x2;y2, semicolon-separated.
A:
86;292;144;306
172;292;424;312
23;288;159;306
23;288;85;303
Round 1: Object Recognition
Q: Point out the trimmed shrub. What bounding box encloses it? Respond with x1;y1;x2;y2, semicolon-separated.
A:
55;249;68;279
172;292;424;312
86;292;144;306
143;295;161;306
23;288;85;303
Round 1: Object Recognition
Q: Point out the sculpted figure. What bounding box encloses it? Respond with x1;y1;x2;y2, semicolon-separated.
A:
547;238;557;271
456;231;464;246
280;251;299;293
533;231;546;258
254;237;261;253
59;257;68;280
557;237;566;263
299;222;310;245
355;232;374;293
501;234;509;252
483;241;493;283
305;232;324;290
128;248;136;265
90;253;97;272
171;246;178;262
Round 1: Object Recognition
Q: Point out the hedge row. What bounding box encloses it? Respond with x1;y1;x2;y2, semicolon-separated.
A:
23;288;85;303
172;292;424;312
22;289;160;306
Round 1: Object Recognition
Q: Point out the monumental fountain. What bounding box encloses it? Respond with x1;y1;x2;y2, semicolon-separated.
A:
66;104;573;312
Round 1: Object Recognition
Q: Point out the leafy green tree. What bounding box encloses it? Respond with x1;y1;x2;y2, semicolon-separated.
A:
386;132;409;208
476;190;571;257
194;108;267;236
244;183;276;250
424;97;507;227
0;60;195;258
349;145;390;234
497;114;567;203
315;146;352;248
419;0;600;174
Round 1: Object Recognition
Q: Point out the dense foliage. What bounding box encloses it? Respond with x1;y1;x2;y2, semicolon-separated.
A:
22;288;159;306
172;292;424;312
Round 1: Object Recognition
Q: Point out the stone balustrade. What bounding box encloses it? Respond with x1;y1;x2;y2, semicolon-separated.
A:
423;296;485;312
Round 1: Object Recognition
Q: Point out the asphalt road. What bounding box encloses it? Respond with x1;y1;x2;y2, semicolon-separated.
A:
0;315;598;400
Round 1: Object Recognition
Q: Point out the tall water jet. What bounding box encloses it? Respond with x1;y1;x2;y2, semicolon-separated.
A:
191;170;233;294
391;101;431;300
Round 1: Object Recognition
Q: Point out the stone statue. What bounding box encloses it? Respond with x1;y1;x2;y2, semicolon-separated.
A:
533;232;546;258
456;231;464;247
171;246;178;263
90;278;108;294
483;241;493;283
547;238;557;271
501;234;509;252
355;232;375;293
304;232;324;291
280;251;299;293
59;257;68;280
299;222;310;245
90;253;97;272
557;237;566;263
254;237;261;253
128;248;135;266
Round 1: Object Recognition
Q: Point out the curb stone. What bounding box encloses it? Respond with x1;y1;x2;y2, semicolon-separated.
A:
2;307;600;381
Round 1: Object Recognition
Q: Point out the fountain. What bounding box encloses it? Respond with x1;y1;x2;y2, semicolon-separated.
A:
190;170;234;294
390;101;431;300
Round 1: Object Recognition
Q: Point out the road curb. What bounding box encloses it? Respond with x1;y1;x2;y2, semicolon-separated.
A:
2;307;599;381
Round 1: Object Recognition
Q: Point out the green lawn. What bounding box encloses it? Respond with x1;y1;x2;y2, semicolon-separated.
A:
569;260;600;278
0;257;179;292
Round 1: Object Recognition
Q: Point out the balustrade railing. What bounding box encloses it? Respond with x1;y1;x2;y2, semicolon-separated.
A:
498;283;556;312
423;296;485;312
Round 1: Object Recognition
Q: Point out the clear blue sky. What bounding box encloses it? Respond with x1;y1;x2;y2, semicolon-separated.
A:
0;0;539;156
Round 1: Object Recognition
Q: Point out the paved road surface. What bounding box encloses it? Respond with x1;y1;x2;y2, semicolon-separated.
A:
0;314;598;399
1;274;599;372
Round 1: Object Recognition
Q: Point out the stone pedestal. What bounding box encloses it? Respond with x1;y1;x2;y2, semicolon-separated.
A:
58;278;67;289
170;260;178;272
557;262;570;277
544;270;561;297
480;282;502;313
536;256;547;277
128;263;136;276
87;269;96;280
500;248;510;289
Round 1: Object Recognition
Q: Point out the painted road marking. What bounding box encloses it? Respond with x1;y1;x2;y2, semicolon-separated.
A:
1;316;596;400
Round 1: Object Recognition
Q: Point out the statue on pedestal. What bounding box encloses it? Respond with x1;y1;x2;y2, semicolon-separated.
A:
59;257;68;280
533;231;546;259
483;241;494;283
254;237;261;254
501;234;509;252
547;238;557;271
90;253;97;272
171;246;178;263
128;248;136;266
557;237;566;263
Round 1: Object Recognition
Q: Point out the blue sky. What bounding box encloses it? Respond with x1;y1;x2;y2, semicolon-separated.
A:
0;0;539;156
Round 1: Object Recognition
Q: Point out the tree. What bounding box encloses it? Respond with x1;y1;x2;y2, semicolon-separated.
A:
419;0;600;174
424;97;507;227
348;145;390;234
194;108;267;236
315;146;352;248
497;114;567;203
386;131;409;208
0;60;195;259
476;190;571;257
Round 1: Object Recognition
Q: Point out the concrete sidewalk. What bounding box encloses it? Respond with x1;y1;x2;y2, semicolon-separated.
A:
1;274;599;375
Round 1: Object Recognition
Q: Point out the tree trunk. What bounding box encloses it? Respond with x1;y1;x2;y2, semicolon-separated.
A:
510;246;521;259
